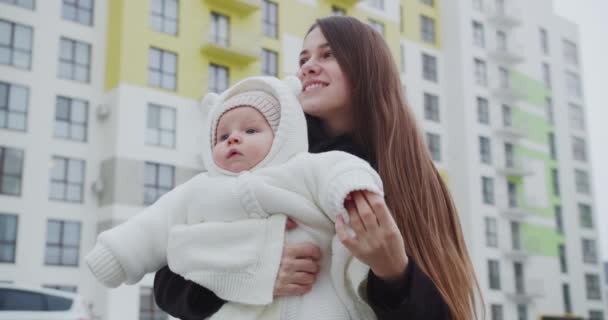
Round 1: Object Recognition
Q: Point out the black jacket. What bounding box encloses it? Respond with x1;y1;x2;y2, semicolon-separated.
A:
153;116;450;319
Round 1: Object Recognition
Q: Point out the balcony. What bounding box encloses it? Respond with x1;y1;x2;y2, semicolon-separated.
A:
496;159;532;176
204;0;261;15
500;207;529;222
504;249;529;262
488;45;524;65
201;30;261;65
506;279;544;304
492;85;526;103
485;3;522;29
494;125;527;142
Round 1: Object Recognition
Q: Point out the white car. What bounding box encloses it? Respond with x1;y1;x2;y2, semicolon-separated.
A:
0;284;92;320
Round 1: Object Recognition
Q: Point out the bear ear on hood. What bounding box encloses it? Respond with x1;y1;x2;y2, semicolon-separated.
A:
200;92;219;113
282;76;302;97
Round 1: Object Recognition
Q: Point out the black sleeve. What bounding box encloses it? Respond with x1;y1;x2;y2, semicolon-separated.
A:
153;266;226;320
367;258;451;319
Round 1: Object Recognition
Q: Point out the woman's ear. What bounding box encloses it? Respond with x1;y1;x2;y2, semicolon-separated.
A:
200;92;219;112
282;76;302;97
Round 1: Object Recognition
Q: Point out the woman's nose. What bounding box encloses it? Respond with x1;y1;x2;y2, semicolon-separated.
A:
298;59;321;78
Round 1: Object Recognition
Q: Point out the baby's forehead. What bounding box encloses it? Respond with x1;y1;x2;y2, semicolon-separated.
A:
217;106;266;126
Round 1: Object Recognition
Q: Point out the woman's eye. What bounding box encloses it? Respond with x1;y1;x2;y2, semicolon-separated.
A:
246;128;257;134
299;57;309;66
323;51;333;58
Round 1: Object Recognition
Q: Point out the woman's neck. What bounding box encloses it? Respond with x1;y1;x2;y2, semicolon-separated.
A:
322;113;354;138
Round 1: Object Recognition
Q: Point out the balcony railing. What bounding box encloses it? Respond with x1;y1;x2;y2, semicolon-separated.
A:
492;84;526;103
485;3;522;29
201;28;261;65
500;207;529;222
488;44;525;65
496;158;533;176
204;0;261;15
506;278;544;304
494;125;527;142
504;248;529;262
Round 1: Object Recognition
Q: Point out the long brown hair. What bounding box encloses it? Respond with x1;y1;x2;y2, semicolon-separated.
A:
310;16;483;320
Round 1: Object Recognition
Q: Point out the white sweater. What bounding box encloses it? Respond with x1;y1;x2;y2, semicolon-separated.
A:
85;76;381;320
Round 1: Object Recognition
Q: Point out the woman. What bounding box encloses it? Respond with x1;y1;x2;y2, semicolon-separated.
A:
154;16;481;320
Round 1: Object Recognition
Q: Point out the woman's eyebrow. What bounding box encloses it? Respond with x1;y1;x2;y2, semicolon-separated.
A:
299;43;330;57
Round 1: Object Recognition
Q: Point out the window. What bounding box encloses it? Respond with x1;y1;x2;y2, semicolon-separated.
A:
422;54;437;82
49;156;85;203
420;16;435;43
498;67;509;88
477;97;490;124
563;39;579;66
0;288;45;310
331;5;346;16
210;12;229;46
0;146;23;196
426;133;441;162
474;58;487;86
54;96;88;142
562;283;572;313
545;97;554;124
423;93;439;122
139;286;168;320
507;182;517;208
58;38;91;83
504;143;514;168
144;162;174;205
496;30;507;51
539;27;549;54
565;72;582;97
472;0;483;11
558;244;567;273
579;203;593;228
491;304;503;320
367;0;384;10
575;169;590;195
368;19;384;36
589;311;604;320
551;168;560;196
150;0;177;35
208;63;228;93
555;205;563;234
485;217;497;248
585;274;601;300
43;284;77;293
511;222;521;250
513;261;524;293
517;304;527;320
419;0;434;6
45;220;81;266
0;0;35;10
572;136;587;162
488;260;501;290
148;47;176;90
0;213;17;263
542;63;551;89
472;21;485;48
62;0;94;26
482;176;494;205
582;239;598;264
548;132;557;160
146;104;175;148
479;136;492;165
502;104;512;127
261;49;278;76
0;81;28;131
400;44;406;73
569;104;585;130
0;19;33;69
262;0;277;38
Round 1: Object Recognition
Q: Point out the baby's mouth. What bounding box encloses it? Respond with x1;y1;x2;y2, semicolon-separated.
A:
227;149;242;159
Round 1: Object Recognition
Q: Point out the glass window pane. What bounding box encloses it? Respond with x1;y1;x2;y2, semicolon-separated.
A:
144;187;157;205
148;71;160;87
162;52;176;73
62;247;79;265
0;83;8;105
60;39;73;60
0;110;6;127
147;105;160;129
0;246;15;262
8;113;26;130
151;0;163;13
71;101;86;122
146;128;160;145
1;176;20;195
50;181;66;200
4;149;23;174
166;0;178;19
0;47;10;65
70;124;86;141
46;221;61;243
67;160;83;182
158;165;173;188
14;25;32;50
0;21;10;45
45;246;61;264
12;51;30;69
160;131;174;147
162;75;175;90
144;164;156;185
75;43;89;64
51;158;66;180
59;62;73;79
54;121;69;138
75;65;88;82
150;15;163;32
148;48;160;69
160;107;174;129
79;11;92;25
63;4;77;21
66;184;82;202
9;85;28;111
62;222;80;244
164;20;177;35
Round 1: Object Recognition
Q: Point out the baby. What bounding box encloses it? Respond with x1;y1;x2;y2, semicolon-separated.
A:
86;76;381;320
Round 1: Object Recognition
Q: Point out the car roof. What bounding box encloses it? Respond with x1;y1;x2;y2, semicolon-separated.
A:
0;283;79;300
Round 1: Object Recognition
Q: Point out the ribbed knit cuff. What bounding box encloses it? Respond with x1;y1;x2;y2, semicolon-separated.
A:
323;169;383;223
85;244;127;288
183;214;286;305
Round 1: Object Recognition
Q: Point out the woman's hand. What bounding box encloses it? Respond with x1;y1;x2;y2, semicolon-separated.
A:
336;190;409;282
273;218;322;297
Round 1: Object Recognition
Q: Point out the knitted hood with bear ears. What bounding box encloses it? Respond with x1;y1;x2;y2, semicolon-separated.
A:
200;76;308;176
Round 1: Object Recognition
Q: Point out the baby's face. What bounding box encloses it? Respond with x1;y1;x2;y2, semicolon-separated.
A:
212;107;274;173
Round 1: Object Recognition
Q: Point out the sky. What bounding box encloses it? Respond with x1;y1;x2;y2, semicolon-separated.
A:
553;0;608;261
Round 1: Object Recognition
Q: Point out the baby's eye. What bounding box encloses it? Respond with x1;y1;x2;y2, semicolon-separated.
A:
245;128;257;134
219;134;229;141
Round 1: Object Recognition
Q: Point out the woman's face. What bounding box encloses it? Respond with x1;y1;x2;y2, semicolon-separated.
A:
297;27;352;124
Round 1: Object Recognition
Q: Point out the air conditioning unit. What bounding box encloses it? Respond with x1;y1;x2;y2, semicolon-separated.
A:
96;104;110;120
91;179;104;195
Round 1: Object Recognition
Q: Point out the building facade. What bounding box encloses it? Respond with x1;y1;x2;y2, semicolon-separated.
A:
0;0;604;319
